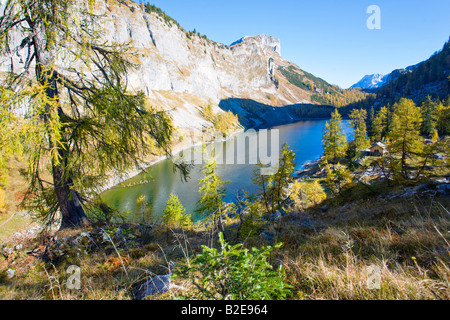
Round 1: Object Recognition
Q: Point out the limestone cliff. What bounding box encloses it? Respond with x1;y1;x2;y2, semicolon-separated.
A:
0;0;336;132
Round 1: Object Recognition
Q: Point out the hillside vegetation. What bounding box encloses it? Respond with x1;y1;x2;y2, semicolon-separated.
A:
279;65;376;107
368;41;450;108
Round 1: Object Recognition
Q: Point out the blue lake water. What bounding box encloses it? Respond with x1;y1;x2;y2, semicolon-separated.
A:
101;119;352;223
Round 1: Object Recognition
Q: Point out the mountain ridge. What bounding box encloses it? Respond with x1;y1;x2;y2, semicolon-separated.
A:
0;0;371;133
349;48;448;93
351;63;421;90
351;73;388;90
373;41;450;106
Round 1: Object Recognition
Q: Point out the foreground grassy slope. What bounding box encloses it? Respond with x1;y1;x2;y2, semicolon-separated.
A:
1;180;448;300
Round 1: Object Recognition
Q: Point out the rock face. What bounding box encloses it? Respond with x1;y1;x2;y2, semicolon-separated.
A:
0;1;329;131
93;0;317;126
231;34;281;57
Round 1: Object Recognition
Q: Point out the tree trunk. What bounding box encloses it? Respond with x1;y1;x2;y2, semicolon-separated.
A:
401;130;408;179
32;21;88;229
53;165;88;229
217;213;225;234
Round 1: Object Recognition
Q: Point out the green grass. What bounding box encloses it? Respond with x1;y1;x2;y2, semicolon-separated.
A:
0;158;34;242
0;214;32;242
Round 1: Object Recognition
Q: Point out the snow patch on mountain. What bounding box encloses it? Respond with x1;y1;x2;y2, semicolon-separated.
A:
351;63;420;90
351;74;388;89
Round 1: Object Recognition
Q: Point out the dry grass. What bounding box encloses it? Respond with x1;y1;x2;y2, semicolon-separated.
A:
0;222;213;300
277;194;450;300
0;158;34;242
0;182;449;300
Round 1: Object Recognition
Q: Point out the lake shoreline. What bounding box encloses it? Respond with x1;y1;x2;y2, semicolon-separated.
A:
100;119;347;221
253;117;332;130
95;127;245;195
98;117;331;195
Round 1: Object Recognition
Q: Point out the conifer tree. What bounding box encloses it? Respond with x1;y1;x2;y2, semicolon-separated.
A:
371;107;389;141
367;106;376;138
420;96;437;136
272;143;296;209
252;143;296;214
345;140;359;171
323;161;353;196
387;98;423;180
436;97;450;136
252;161;273;214
415;131;446;181
322;109;348;163
236;194;264;240
162;193;191;228
290;180;326;211
349;108;370;151
386;103;395;134
0;0;185;229
196;158;229;233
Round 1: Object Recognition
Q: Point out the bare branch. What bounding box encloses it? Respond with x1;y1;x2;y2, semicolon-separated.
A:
0;34;33;66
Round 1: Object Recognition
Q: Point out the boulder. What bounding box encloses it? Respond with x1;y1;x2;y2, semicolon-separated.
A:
135;262;182;299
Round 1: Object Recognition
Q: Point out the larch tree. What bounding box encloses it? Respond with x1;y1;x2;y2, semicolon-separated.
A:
136;194;153;224
322;108;348;164
367;106;375;139
290;179;326;211
0;86;27;211
252;143;296;214
420;96;437;137
371;106;389;142
252;161;273;214
387;98;423;180
349;108;370;151
162;193;191;228
272;143;296;209
196;158;229;234
0;0;184;229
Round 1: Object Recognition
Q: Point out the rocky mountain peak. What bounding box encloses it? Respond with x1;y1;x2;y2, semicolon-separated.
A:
231;34;281;56
351;73;388;89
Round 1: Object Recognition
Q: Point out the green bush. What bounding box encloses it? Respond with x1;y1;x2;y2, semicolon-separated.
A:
173;233;291;300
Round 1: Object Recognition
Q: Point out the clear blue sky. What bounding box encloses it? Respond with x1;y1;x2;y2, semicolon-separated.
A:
140;0;450;89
